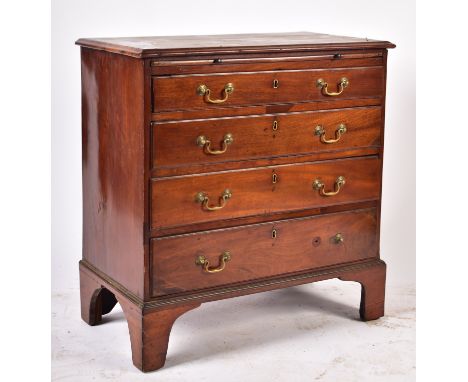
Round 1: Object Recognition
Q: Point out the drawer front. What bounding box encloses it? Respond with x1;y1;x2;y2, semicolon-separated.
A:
150;157;381;230
152;107;381;170
152;67;384;112
151;208;378;296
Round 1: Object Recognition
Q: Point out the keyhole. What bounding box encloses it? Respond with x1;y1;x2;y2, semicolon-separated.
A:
272;229;277;239
273;79;279;88
272;120;278;131
272;172;278;184
312;237;321;247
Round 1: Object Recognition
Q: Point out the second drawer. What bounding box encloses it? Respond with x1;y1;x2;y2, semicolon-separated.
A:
150;156;381;230
151;107;381;171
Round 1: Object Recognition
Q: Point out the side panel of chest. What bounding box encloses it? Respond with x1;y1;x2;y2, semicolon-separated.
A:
80;48;146;298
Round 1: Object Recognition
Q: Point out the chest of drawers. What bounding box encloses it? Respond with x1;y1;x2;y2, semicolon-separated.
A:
77;32;395;372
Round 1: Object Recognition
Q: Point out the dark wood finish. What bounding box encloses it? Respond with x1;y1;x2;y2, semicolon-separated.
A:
79;262;118;325
79;261;200;372
78;32;394;372
81;48;146;298
150;51;384;75
152;97;381;123
76;32;395;58
151;156;381;229
339;260;386;320
81;255;385;314
152;106;381;171
80;257;385;371
152;147;381;178
151;208;378;296
152;67;384;112
150;199;379;238
119;297;200;372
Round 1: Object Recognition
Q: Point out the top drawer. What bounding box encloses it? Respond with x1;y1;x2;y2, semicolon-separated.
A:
152;66;384;113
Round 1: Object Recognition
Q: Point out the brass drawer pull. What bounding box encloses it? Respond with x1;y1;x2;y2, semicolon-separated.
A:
313;176;346;196
195;189;232;211
196;83;234;104
196;251;231;273
314;123;347;144
196;133;233;155
316;77;349;96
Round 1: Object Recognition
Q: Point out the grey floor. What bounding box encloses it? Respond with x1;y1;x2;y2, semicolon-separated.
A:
52;280;415;381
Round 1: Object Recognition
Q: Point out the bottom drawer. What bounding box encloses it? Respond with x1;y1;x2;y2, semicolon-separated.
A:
151;208;378;296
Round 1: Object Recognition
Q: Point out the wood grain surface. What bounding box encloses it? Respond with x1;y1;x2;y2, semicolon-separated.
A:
150;51;383;75
78;32;394;372
81;48;146;298
150;156;381;229
76;32;395;58
152;66;384;112
151;208;378;296
152;107;381;171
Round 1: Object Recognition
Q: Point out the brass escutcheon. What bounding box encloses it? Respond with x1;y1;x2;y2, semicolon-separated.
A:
272;171;278;184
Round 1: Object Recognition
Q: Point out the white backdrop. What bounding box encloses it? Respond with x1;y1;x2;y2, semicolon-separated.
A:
52;0;415;292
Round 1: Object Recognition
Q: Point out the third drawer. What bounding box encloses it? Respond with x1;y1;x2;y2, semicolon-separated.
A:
150;156;381;230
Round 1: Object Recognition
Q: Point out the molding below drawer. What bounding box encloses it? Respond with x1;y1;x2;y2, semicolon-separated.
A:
80;257;385;311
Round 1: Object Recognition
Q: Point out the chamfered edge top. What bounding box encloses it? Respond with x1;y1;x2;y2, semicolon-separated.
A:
76;32;396;58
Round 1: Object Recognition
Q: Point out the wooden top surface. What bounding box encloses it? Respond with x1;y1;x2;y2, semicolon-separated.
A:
76;32;395;58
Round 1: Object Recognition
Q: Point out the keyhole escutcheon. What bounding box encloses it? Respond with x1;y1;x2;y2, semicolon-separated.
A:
272;171;278;184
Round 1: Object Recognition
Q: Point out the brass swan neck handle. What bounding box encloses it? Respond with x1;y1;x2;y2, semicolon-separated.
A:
195;189;232;211
197;83;234;104
316;77;349;96
313;176;346;196
196;252;231;273
314;123;347;144
197;133;233;155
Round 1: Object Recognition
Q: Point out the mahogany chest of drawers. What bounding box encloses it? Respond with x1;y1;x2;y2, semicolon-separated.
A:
76;32;395;372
